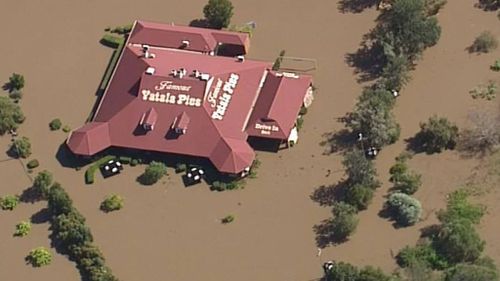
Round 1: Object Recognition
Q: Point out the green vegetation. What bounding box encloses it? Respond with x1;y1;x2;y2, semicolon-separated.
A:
491;59;500;71
110;24;133;35
221;214;235;224
211;180;243;191
203;0;234;29
389;154;422;194
62;125;71;133
437;189;485;225
98;35;126;93
26;247;52;267
8;73;25;91
272;49;286;71
424;0;447;15
344;183;374;210
84;155;116;184
10;136;32;158
100;33;125;49
49;118;62;130
469;81;497;100
397;243;448;269
139;161;167;185
100;194;124;213
118;156;131;164
477;0;500;10
324;261;393;281
331;202;359;241
445;261;499;281
0;195;20;210
470;31;498;53
175;163;187;173
9;89;23;101
380;55;411;91
14;221;32;237
27;159;40;169
227;24;254;37
386;192;422;226
0;96;25;135
343;149;380;189
33;170;53;199
416;115;458;153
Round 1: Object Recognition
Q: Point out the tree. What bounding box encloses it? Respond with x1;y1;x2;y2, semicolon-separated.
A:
331;202;359;241
342;149;380;188
100;194;124;212
203;0;234;29
0;96;25;134
344;184;375;210
435;220;485;264
0;195;19;210
437;189;485;226
374;0;441;60
445;263;499;281
8;73;25;91
470;31;498;53
47;182;74;216
358;266;392;281
379;55;411;91
397;243;448;269
324;261;360;281
26;247;52;267
10;136;32;158
49;118;62;130
33;170;53;199
416;115;458;153
52;211;93;251
140;161;167;185
458;110;500;156
14;221;32;237
387;192;422;226
389;156;422;195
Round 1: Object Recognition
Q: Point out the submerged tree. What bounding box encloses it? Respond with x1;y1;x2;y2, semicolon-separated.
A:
0;96;25;134
203;0;234;29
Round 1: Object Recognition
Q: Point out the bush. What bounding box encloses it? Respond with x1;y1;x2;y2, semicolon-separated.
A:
175;163;187;173
437;189;485;225
331;202;359;241
118;156;131;164
130;159;139;166
424;0;447;15
417;115;458;153
0;96;25;135
211;181;226;191
0;195;19;210
435;221;485;264
111;24;132;35
9;89;23;100
33;170;53;198
445;263;499;281
100;194;124;213
387;192;422;226
397;243;448;269
358;266;393;281
139;161;167;185
26;247;52;267
344;184;375;210
491;59;500;71
343;149;380;189
49;118;62;130
10;136;32;158
272;49;286;71
14;221;32;237
469;81;497;100
9;73;25;91
324;261;360;281
100;34;124;49
221;214;234;224
62;125;71;133
227;24;254;37
203;0;234;29
27;159;40;169
84;156;116;184
470;31;498;53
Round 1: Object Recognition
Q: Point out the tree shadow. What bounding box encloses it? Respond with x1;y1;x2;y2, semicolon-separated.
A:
189;18;209;28
310;180;349;206
338;0;379;13
20;186;42;204
320;128;354;155
313;219;350;248
345;41;387;83
405;134;427;154
31;208;51;224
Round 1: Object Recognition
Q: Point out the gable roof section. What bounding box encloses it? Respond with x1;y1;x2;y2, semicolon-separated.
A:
210;137;255;173
66;122;111;155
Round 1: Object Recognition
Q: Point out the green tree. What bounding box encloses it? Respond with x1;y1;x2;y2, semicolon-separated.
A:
445;263;499;281
8;73;25;91
140;161;167;185
358;266;392;281
324;261;360;281
397;243;448;269
331;202;359;241
344;184;375;210
342;149;380;188
47;183;74;216
14;221;32;237
100;194;124;212
380;55;411;91
0;96;25;135
52;210;93;251
417;115;458;153
49;118;62;130
387;192;422;226
0;195;20;210
374;0;441;60
10;136;31;158
33;170;53;199
26;247;52;267
437;189;485;225
203;0;234;29
389;157;422;195
435;220;485;264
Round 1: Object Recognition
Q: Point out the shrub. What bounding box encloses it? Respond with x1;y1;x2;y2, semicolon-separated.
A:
62;125;71;133
84;155;116;184
331;202;359;241
111;24;132;35
417;115;459;153
445;263;499;281
389;155;422;194
424;0;447;15
437;189;485;225
0;96;25;135
469;81;497;100
33;170;53;198
130;159;139;166
324;261;360;281
397;243;448;269
175;163;187;173
49;118;62;130
0;195;19;210
358;266;393;281
9;73;25;91
491;59;500;71
118;156;131;164
27;159;40;169
211;181;226;191
343;149;380;189
10;136;31;158
100;34;124;49
100;194;124;212
227;24;254;37
272;49;286;71
26;247;52;267
435;220;485;264
140;161;167;185
344;184;374;210
387;192;422;226
14;221;32;237
221;214;234;224
470;31;498;53
203;0;234;29
9;89;23;100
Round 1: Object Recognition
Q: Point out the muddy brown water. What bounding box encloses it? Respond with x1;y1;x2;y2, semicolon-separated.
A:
0;0;499;280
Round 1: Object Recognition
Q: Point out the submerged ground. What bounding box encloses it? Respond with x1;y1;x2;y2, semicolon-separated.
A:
0;0;499;280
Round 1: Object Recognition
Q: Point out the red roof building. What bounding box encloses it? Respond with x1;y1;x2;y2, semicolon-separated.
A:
67;20;313;175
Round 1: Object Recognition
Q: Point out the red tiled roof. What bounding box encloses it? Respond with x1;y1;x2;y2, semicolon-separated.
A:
172;112;190;131
142;107;157;127
210;137;255;173
246;71;312;139
66;122;111;155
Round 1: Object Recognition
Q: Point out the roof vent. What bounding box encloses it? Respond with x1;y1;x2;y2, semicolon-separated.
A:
181;40;190;48
193;70;201;78
200;73;210;81
145;67;156;75
237;55;245;62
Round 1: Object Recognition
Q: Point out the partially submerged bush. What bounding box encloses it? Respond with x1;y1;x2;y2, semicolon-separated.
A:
8;73;25;91
470;31;498;53
100;34;124;49
14;221;32;237
100;194;124;213
111;24;132;35
11;136;32;158
389;155;422;195
331;202;359;241
26;247;52;267
344;184;374;210
33;170;53;199
140;161;167;185
221;214;234;224
397;243;448;269
0;195;20;210
469;81;497;100
9;89;23;100
49;118;62;130
0;96;25;134
203;0;234;29
416;116;458;153
491;59;500;72
386;192;422;226
27;159;40;169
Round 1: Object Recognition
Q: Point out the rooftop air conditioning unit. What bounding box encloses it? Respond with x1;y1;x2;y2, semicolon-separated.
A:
200;73;210;81
142;45;150;51
193;70;201;78
172;69;178;77
145;67;155;75
181;40;190;47
237;55;245;62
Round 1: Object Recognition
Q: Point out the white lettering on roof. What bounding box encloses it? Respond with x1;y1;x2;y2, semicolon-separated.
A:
255;123;279;135
155;81;192;92
141;89;201;107
211;73;239;121
207;79;223;108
